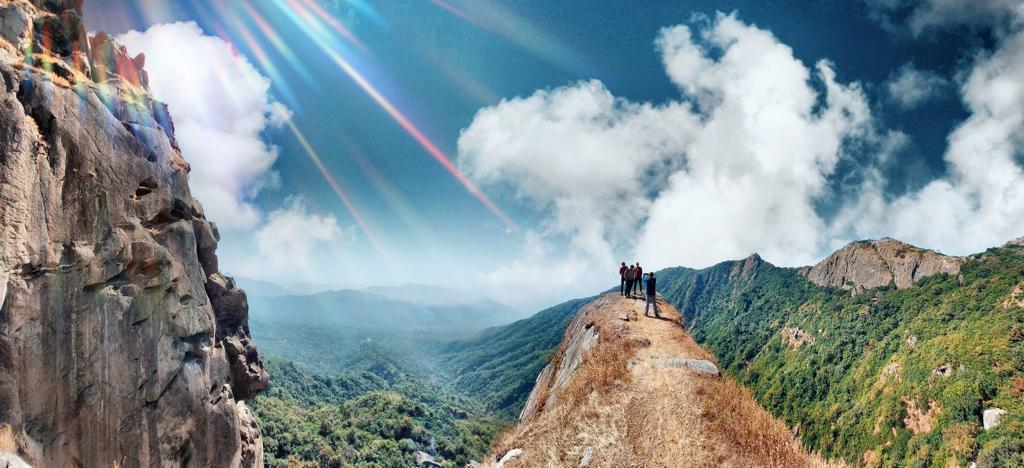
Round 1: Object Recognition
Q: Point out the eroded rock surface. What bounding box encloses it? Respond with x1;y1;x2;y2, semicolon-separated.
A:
801;238;964;293
0;1;266;466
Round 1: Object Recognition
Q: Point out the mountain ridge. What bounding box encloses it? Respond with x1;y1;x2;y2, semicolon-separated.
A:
481;293;829;467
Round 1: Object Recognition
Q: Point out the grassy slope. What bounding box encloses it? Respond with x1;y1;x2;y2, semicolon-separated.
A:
657;247;1024;467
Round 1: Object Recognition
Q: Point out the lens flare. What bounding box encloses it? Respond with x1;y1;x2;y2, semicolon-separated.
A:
286;119;391;264
425;0;589;73
271;0;517;230
296;0;368;51
236;2;318;86
212;18;300;107
329;48;516;230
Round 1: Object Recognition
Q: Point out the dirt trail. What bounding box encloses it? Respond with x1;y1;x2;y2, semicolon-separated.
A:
486;293;835;468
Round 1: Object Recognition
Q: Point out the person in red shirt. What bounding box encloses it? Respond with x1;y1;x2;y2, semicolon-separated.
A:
619;262;627;296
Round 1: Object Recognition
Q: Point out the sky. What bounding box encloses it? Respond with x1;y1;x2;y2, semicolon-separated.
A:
82;0;1024;311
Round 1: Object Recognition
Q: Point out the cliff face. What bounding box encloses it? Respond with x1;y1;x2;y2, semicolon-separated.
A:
800;238;964;293
0;1;267;466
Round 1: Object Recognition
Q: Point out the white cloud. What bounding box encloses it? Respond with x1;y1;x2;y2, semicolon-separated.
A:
459;13;873;288
886;63;948;110
479;232;607;309
866;0;1024;36
119;22;291;230
836;28;1024;254
242;198;351;282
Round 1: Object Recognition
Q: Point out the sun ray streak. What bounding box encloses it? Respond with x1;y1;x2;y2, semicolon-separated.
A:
286;120;393;265
325;48;517;230
270;0;517;230
295;0;368;52
236;2;319;87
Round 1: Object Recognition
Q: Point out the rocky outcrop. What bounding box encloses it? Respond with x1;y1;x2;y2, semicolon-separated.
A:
781;326;815;348
0;1;266;466
518;296;603;422
801;238;964;293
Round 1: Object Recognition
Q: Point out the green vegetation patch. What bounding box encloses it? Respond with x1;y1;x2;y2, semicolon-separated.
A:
659;247;1024;466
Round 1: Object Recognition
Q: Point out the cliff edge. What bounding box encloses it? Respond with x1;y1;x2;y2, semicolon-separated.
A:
0;1;267;466
483;294;830;467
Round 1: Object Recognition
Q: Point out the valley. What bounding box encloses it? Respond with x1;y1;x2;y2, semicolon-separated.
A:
250;238;1024;467
246;286;589;466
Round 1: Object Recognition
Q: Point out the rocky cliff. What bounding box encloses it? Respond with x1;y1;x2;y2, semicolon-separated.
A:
485;294;827;467
800;237;964;293
0;1;267;466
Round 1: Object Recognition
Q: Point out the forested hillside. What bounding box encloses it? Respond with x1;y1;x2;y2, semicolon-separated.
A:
441;298;593;417
249;297;590;466
251;358;503;467
657;244;1024;467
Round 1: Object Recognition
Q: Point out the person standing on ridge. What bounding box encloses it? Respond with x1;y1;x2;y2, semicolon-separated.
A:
625;264;636;298
619;262;627;296
634;263;643;295
645;272;660;318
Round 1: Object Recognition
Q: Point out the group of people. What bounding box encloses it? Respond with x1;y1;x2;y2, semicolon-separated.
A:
619;262;659;318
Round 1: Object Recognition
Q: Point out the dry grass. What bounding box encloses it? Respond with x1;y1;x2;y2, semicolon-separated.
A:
481;294;842;467
903;398;940;434
695;376;833;467
561;327;636;408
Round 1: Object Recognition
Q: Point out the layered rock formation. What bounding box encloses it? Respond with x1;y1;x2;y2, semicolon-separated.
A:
0;1;267;466
800;238;964;293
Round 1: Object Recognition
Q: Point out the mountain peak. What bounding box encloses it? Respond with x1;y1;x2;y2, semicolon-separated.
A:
729;253;764;282
801;238;963;292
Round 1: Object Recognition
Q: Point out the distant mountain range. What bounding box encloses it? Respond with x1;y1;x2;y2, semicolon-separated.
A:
244;282;522;375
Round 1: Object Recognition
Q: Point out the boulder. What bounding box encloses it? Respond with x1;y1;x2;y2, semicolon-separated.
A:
781;326;815;348
497;448;523;466
932;364;954;377
654;358;720;376
983;408;1007;431
415;451;442;467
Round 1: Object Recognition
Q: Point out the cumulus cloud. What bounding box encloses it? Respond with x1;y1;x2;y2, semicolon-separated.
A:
885;63;948;109
836;28;1024;253
253;197;350;270
459;12;873;291
119;22;291;230
236;198;351;283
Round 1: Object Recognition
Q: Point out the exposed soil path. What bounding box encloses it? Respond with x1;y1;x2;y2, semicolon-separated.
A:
486;293;835;467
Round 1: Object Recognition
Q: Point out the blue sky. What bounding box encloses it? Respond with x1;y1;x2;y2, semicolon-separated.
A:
83;1;1024;310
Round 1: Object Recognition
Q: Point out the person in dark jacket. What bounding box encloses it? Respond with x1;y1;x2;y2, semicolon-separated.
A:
619;262;627;295
625;265;636;298
645;272;660;318
633;263;643;295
